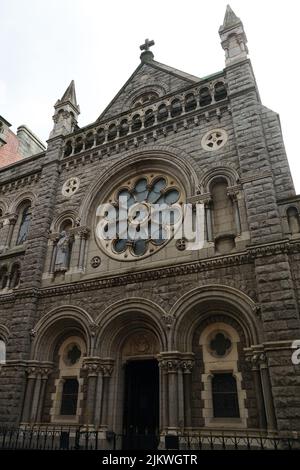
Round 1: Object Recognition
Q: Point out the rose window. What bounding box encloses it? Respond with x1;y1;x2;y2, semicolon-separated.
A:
95;173;183;260
201;128;228;151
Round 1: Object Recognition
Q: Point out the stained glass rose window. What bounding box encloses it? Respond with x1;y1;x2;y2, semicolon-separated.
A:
95;173;183;260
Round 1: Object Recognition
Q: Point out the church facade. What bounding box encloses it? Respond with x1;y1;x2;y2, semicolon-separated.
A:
0;6;300;449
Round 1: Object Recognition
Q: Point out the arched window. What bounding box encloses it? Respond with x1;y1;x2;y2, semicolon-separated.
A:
108;123;117;141
49;336;85;423
119;119;129;137
199;323;247;426
214;82;227;102
287;207;300;235
64;140;73;157
170;99;182;117
132;92;159;108
131;114;142;132
199;87;212;107
144;109;155;128
17;204;31;245
74;137;83;154
85;132;94;150
185;93;197;112
0;266;8;289
10;263;21;288
96;128;105;145
60;378;79;415
157;104;168;122
0;339;5;364
212;373;240;418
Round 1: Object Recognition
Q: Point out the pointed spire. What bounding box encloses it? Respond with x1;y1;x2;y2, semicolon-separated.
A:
222;5;241;29
219;5;248;66
60;80;78;107
49;80;80;139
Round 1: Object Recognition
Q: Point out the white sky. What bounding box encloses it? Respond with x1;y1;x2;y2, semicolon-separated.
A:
1;0;300;192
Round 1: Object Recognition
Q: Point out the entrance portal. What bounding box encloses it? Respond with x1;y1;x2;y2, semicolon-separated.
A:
123;359;159;450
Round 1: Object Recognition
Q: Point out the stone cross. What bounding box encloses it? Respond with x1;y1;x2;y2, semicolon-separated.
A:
140;38;155;52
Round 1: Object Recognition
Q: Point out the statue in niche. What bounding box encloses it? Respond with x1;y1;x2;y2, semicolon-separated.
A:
54;230;73;272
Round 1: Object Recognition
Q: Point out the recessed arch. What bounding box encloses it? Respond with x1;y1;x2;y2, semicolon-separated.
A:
171;284;260;351
31;305;96;360
0;324;10;343
79;146;201;226
9;191;37;214
50;210;78;232
200;165;240;193
94;297;168;356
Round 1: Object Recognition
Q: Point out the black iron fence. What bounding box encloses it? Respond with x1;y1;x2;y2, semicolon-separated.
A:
0;426;299;450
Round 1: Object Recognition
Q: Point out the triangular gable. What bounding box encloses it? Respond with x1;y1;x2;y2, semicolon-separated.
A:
97;60;200;122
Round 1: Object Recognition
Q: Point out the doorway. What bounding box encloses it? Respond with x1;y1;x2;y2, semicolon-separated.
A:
123;359;159;450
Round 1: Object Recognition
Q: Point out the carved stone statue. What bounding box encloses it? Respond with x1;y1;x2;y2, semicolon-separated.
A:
54;230;72;272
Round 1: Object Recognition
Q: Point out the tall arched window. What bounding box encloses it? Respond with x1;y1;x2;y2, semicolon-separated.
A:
10;263;21;288
17;204;31;245
0;266;8;290
49;336;85;423
0;339;6;364
199;322;247;426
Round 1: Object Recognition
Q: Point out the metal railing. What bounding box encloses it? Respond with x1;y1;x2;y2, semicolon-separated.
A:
0;426;299;450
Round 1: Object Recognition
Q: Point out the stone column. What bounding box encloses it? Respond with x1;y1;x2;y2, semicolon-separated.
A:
227;188;242;236
36;367;52;423
181;356;195;428
94;368;104;428
246;353;266;429
259;353;277;431
48;236;59;274
100;361;114;428
158;353;181;432
5;214;18;248
22;367;37;423
83;358;101;426
204;198;213;242
77;227;90;270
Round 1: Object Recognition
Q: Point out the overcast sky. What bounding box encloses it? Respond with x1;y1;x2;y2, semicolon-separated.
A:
1;0;300;192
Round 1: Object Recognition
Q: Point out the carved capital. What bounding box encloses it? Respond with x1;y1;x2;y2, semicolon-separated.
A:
181;359;195;374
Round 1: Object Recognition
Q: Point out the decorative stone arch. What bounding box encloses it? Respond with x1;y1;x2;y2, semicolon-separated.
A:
9;190;37;214
79;146;201;226
95;297;168;356
50;210;78;232
122;84;168;111
199;165;240;193
0;199;8;217
170;284;260;351
0;324;10;343
31;305;96;361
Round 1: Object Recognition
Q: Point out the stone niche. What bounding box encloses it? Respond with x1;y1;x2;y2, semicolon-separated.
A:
215;233;236;255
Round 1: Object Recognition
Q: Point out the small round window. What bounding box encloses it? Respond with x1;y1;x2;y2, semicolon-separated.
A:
208;331;232;358
63;343;82;366
201;129;228;151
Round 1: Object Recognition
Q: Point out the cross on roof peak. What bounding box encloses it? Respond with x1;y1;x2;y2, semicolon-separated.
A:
140;38;155;52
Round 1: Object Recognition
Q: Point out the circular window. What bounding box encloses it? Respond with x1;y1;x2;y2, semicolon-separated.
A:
95;173;184;261
63;343;82;366
62;177;80;197
208;331;232;358
201;129;228;151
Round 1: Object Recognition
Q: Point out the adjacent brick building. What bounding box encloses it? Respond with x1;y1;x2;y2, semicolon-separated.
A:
0;6;299;449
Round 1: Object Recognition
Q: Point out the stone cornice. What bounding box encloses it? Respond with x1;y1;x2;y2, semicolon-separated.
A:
0;238;299;302
0;171;41;195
